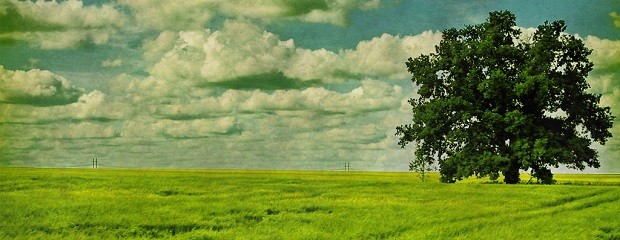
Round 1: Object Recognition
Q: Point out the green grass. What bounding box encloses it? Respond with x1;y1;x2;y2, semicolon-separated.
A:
1;168;619;239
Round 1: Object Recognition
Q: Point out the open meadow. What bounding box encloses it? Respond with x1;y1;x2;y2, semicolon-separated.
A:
1;168;619;239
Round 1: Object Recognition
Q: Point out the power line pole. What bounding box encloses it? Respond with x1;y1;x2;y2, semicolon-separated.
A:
92;157;98;169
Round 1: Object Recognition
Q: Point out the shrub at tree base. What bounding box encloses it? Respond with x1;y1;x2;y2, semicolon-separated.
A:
396;11;614;184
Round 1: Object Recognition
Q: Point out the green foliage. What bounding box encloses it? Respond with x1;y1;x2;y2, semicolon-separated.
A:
397;11;615;184
1;168;619;239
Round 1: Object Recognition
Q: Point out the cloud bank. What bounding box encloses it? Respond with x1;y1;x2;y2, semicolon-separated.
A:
0;66;85;106
119;0;381;30
141;20;441;88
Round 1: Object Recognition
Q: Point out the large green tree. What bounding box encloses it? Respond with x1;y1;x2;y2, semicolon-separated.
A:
396;11;614;184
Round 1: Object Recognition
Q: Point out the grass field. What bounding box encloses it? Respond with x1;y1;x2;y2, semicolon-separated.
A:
1;168;619;239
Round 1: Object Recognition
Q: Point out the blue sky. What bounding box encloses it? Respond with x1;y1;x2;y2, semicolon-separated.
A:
1;0;619;173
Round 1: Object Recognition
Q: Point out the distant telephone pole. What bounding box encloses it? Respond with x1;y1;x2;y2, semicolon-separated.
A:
92;157;98;169
344;163;350;171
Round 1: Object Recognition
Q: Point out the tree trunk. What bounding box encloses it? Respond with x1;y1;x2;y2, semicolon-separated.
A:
503;162;520;184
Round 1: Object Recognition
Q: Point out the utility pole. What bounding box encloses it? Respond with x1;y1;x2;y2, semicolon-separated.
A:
344;163;350;171
92;157;98;169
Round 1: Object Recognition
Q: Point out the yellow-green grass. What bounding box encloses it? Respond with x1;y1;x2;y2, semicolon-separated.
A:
1;168;618;239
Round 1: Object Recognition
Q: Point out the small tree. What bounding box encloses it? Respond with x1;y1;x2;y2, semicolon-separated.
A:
409;142;436;182
396;11;614;184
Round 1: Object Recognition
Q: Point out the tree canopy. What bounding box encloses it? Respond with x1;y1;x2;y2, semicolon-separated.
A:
396;11;615;184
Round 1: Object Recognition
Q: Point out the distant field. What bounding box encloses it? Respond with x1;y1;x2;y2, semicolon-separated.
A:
1;168;618;239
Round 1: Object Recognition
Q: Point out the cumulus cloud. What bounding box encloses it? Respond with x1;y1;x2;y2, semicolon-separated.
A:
229;109;397;151
144;30;209;88
142;20;441;87
582;35;620;173
584;36;620;129
0;88;136;129
121;116;237;139
0;0;125;48
336;31;442;80
117;0;214;31
585;36;620;70
200;21;295;83
597;87;620;170
119;0;381;30
220;0;381;26
8;0;124;29
70;90;125;120
3;28;118;49
143;31;179;63
109;74;182;99
611;11;620;28
0;65;85;106
142;22;296;86
588;74;617;96
151;79;402;119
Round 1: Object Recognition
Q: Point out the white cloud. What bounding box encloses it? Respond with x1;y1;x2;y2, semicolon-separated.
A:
11;0;125;28
0;65;85;105
118;0;214;31
584;36;620;70
108;74;199;100
163;117;237;138
119;0;382;30
4;0;126;49
286;30;441;82
0;29;115;49
151;79;402;119
224;1;363;25
225;0;381;26
145;30;209;86
323;123;384;143
599;88;620;115
0;89;132;125
597;87;620;171
340;31;441;79
0;73;418;171
21;122;119;140
588;74;616;95
584;35;620;166
229;108;398;151
71;90;118;119
143;31;180;63
611;11;620;28
121;117;237;139
200;21;295;82
102;59;122;68
142;21;441;86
